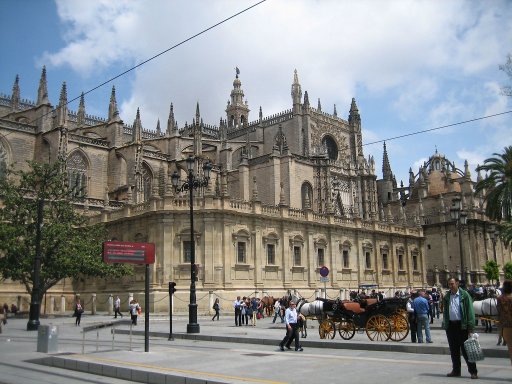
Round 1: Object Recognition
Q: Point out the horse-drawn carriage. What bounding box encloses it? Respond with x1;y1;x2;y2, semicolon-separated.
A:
298;297;409;342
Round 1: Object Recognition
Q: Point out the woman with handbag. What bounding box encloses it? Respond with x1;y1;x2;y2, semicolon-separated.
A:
497;279;512;365
74;299;84;326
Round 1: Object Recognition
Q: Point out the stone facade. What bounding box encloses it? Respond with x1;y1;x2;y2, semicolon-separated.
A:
376;145;512;287
0;68;425;312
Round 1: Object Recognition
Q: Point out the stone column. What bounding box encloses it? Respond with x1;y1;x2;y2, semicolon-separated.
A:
209;291;214;315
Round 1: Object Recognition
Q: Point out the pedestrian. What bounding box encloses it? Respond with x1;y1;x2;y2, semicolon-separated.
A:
74;299;83;326
0;306;6;333
431;287;441;319
272;299;284;323
497;279;512;365
242;297;250;325
129;299;141;325
233;296;242;326
278;301;303;352
212;298;220;321
250;297;258;326
413;289;432;343
10;303;18;316
406;291;418;343
442;277;478;379
113;295;123;318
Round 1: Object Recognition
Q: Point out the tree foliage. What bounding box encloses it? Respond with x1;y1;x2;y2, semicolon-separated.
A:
483;260;500;284
475;146;512;223
504;262;512;280
0;160;131;302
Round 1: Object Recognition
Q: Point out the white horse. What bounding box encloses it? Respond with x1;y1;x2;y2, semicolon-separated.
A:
473;298;498;317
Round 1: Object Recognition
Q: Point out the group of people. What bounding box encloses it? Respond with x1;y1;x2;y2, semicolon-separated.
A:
232;296;265;326
406;277;512;379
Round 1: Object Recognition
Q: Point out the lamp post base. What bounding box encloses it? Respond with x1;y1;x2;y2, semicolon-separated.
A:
27;303;41;331
187;323;200;333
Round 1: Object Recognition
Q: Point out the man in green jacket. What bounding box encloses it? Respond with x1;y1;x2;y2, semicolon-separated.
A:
442;277;478;379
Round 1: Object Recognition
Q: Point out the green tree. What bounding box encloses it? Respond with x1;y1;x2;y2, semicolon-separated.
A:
500;221;512;247
483;260;500;284
504;261;512;280
475;146;512;222
0;160;131;304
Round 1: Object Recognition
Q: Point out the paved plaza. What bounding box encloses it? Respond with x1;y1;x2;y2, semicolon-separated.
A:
0;312;511;384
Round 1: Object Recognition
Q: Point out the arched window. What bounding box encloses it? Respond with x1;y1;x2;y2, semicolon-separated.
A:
142;163;152;202
321;135;338;161
301;182;313;209
66;151;88;197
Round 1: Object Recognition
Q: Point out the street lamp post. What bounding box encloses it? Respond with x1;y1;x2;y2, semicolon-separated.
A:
171;155;212;334
450;197;467;283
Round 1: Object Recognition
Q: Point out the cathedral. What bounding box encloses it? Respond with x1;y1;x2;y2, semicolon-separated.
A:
0;67;505;313
377;145;510;288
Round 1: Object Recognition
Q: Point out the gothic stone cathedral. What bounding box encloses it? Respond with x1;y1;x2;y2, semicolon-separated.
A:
1;68;503;313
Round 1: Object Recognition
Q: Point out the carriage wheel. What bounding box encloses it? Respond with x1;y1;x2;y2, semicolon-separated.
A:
365;314;391;341
336;319;356;340
389;314;409;342
319;319;336;339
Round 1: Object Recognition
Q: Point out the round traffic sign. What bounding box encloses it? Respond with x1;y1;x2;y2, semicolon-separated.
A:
319;266;329;277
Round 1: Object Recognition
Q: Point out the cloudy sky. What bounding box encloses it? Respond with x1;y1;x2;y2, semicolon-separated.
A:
1;0;511;184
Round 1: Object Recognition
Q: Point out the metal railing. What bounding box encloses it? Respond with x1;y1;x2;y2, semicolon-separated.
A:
81;319;133;354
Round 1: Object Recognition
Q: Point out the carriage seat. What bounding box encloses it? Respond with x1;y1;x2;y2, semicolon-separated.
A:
342;302;365;314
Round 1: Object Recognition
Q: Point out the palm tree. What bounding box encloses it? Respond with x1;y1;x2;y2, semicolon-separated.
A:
475;146;512;222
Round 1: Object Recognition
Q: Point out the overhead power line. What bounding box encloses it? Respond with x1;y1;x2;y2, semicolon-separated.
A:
362;110;512;146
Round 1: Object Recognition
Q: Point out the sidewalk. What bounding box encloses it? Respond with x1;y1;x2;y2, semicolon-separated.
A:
0;313;510;384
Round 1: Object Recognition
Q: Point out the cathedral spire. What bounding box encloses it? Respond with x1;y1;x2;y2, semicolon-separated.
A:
77;92;86;127
382;142;393;181
132;108;142;143
156;119;161;136
56;82;68;127
333;104;337;117
108;86;121;122
37;66;49;105
317;98;322;111
167;103;177;136
193;102;202;157
303;90;310;108
291;69;302;109
11;75;20;111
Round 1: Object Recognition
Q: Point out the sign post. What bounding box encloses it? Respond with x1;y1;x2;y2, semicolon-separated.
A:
103;241;155;352
319;266;329;299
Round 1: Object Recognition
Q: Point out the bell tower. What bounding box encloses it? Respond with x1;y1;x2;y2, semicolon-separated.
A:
225;67;250;129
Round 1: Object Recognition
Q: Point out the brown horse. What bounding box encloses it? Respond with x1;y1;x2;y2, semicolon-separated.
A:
260;296;275;317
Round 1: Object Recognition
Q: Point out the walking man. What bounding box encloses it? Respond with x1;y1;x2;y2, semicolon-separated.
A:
233;296;242;326
278;301;303;352
442;277;478;379
413;289;432;343
114;296;123;318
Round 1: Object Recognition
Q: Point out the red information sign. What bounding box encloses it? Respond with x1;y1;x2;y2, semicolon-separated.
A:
103;241;155;264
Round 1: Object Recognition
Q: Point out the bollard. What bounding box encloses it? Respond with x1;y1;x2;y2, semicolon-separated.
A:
108;295;114;316
60;295;66;314
49;296;55;315
208;291;214;315
92;293;97;315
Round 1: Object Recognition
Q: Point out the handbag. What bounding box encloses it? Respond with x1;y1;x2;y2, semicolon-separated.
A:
464;334;484;362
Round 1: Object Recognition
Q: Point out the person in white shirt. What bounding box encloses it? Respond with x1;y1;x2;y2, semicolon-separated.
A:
114;296;123;318
272;300;284;323
278;301;303;352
